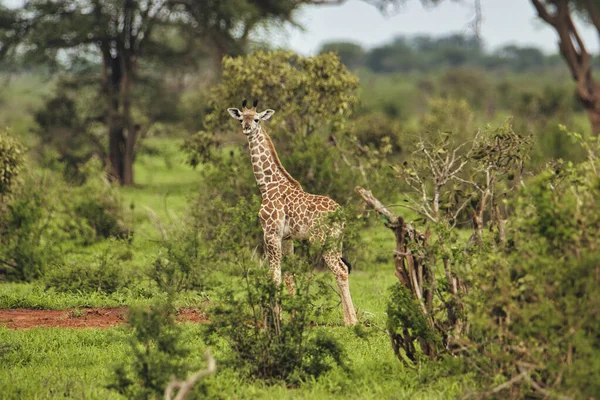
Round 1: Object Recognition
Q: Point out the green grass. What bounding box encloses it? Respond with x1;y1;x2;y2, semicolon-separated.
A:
0;323;474;399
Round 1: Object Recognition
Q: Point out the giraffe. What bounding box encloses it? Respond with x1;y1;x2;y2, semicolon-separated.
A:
227;99;358;326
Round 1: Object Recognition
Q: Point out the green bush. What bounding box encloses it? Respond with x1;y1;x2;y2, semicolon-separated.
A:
48;158;131;245
44;240;135;294
108;301;196;399
0;176;61;281
0;159;130;281
0;129;24;199
150;220;210;294
466;133;600;398
206;259;347;385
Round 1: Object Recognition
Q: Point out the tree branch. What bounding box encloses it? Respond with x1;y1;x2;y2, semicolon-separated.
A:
164;350;216;400
530;0;557;26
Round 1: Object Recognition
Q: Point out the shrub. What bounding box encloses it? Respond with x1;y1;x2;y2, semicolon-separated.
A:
0;159;130;281
0;129;24;199
465;133;600;398
150;219;210;294
0;175;61;281
182;50;365;203
108;301;196;399
358;119;530;362
44;240;135;294
68;158;131;242
205;259;348;385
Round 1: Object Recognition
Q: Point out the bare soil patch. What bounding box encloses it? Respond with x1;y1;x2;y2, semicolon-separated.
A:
0;307;207;330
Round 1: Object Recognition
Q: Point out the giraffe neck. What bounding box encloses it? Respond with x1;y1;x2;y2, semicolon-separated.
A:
247;126;302;196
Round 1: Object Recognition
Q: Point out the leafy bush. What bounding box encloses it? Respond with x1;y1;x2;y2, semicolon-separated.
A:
0;129;24;199
0;158;130;281
206;259;348;385
68;158;131;242
0;176;61;281
150;219;210;294
349;112;402;155
44;240;135;294
465;133;600;398
108;301;196;399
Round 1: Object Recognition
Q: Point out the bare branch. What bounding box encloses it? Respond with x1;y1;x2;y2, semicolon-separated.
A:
164;350;216;400
531;0;557;26
355;186;399;225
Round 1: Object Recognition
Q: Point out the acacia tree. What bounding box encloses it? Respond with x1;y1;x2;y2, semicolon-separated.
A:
1;0;175;184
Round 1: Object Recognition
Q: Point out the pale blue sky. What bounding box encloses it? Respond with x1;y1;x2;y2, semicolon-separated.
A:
3;0;599;54
267;0;600;54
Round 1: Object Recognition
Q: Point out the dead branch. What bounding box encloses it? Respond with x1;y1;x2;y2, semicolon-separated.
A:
164;350;216;400
354;186;400;227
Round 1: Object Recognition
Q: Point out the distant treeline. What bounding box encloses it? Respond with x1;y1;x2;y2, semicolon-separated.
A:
318;34;578;73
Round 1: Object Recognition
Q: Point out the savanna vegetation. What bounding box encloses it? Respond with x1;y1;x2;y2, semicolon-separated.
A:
1;0;599;399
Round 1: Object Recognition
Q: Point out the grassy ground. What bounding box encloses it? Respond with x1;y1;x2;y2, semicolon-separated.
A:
0;323;474;399
0;137;476;398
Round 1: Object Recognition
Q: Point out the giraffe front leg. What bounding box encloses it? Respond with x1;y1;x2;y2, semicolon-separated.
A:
282;238;295;296
264;232;283;287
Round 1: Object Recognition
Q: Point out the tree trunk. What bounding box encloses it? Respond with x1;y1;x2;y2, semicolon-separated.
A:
120;52;135;186
586;105;600;136
102;41;137;185
103;49;126;184
531;0;600;135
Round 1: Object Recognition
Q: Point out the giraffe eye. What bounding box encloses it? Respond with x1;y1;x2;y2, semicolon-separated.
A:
254;119;259;123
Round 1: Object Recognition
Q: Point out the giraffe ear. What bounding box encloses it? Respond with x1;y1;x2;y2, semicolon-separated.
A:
227;108;243;120
258;109;275;121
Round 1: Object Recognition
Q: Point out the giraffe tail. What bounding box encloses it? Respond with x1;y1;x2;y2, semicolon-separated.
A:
341;257;352;274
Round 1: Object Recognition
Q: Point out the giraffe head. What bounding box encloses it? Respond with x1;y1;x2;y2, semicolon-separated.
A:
227;99;275;136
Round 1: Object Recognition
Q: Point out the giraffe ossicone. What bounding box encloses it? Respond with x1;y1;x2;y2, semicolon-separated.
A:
227;99;358;326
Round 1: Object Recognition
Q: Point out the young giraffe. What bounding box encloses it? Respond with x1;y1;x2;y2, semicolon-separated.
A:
227;99;358;326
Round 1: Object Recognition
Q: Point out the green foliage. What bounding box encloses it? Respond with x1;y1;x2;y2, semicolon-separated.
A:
206;260;348;385
387;283;440;361
44;240;135;294
466;134;600;398
380;113;531;362
0;158;130;281
420;97;475;141
67;158;131;242
183;52;361;199
349;112;401;155
0;175;61;281
108;301;194;399
150;220;209;294
439;67;490;110
0;129;24;198
318;42;365;69
202;50;358;135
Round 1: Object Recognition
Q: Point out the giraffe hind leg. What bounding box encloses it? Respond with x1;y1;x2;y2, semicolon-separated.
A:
282;238;295;296
341;257;352;274
324;251;358;326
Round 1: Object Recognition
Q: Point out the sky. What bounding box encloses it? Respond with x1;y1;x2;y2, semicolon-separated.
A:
3;0;599;54
268;0;600;55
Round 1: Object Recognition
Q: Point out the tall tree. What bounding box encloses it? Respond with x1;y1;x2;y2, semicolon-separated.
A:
2;0;175;184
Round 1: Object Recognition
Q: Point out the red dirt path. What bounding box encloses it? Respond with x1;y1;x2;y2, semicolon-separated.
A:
0;307;207;330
